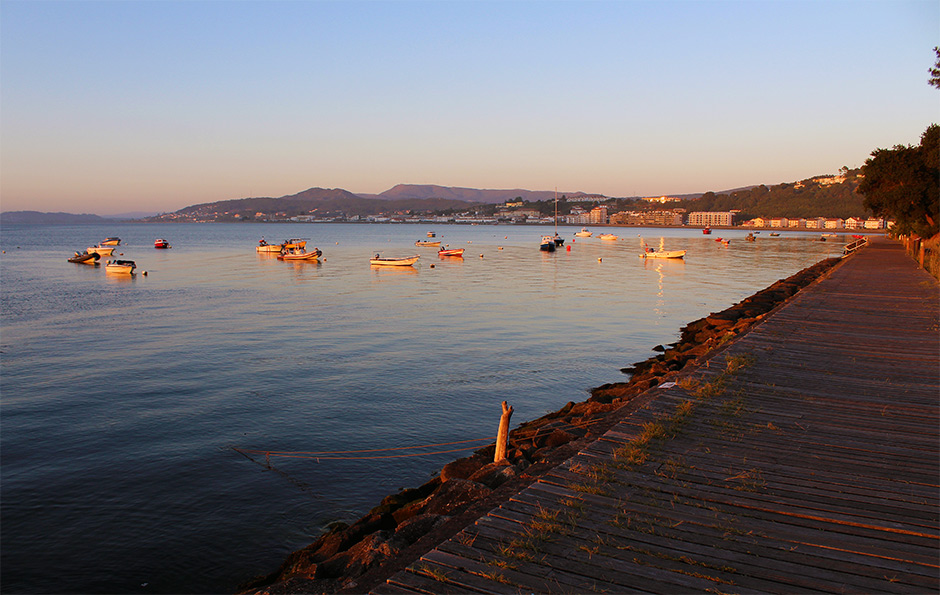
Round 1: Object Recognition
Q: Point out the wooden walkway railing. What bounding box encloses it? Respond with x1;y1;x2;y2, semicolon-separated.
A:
374;238;939;594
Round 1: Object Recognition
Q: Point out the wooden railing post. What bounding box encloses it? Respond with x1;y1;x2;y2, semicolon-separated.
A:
494;401;514;462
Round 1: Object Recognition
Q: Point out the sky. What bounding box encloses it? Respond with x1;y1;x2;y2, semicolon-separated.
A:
1;1;937;216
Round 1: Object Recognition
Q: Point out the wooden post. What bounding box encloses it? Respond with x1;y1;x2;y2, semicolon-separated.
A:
494;401;514;463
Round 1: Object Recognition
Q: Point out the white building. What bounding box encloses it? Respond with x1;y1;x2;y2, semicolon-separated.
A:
687;211;734;227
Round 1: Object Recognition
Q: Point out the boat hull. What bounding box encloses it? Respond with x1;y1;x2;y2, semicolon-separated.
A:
87;246;115;256
101;238;121;246
370;256;419;266
106;260;136;274
438;249;465;257
154;239;170;249
68;252;100;265
643;250;686;259
415;241;441;247
277;249;322;261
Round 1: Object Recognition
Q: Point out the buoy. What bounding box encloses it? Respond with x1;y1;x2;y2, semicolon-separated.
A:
566;245;571;252
598;257;602;262
504;236;508;239
479;254;484;258
498;246;503;250
142;271;148;276
430;264;435;268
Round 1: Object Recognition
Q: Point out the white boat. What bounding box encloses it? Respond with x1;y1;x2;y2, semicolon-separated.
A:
370;254;419;266
539;235;556;252
574;228;592;237
87;245;115;256
415;240;441;247
597;233;618;241
106;259;136;274
100;237;121;246
642;249;686;259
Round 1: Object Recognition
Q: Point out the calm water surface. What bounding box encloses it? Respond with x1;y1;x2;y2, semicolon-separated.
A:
0;223;849;593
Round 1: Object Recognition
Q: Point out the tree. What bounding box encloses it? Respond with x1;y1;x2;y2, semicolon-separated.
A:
930;46;940;89
858;124;939;238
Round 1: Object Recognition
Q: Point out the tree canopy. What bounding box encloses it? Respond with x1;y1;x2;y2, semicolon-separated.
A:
858;124;939;239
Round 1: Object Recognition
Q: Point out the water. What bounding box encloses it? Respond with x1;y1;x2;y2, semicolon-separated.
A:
0;223;847;593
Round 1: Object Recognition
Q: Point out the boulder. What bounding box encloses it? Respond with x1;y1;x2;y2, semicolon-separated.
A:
423;478;492;516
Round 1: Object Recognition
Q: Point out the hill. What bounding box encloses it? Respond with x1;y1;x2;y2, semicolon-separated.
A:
0;211;117;225
372;184;569;203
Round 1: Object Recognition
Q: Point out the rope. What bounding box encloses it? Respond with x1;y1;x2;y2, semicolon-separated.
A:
234;413;615;462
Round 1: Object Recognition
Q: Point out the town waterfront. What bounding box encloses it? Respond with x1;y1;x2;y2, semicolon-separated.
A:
0;223;849;594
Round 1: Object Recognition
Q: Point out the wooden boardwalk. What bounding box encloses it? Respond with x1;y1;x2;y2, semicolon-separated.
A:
374;239;940;594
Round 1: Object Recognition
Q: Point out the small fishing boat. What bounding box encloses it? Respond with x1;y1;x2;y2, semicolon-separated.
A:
597;233;618;241
427;231;436;238
769;232;780;237
68;251;100;265
643;249;686;259
278;248;322;261
256;238;282;253
415;240;442;247
371;254;419;266
438;248;465;257
154;239;171;249
574;228;592;237
552;233;564;246
703;227;712;235
100;237;121;246
283;239;307;250
539;235;556;252
106;259;136;274
87;245;115;256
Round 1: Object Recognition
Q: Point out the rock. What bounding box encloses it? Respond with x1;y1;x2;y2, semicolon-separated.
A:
440;455;487;482
540;429;576;449
423;478;492;516
389;513;447;547
468;460;518;489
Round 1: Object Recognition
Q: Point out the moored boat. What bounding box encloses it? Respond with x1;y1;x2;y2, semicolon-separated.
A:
597;233;618;241
278;248;322;261
256;238;282;253
106;259;136;274
539;235;556;252
642;249;686;259
68;251;100;265
100;237;121;246
415;240;442;247
574;228;592;237
703;227;712;235
438;248;465;257
371;254;419;266
427;231;436;238
154;239;171;249
87;245;115;256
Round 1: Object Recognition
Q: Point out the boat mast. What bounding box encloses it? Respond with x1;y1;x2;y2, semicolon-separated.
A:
554;187;558;236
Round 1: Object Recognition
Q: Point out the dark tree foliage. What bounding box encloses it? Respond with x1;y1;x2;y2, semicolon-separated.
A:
686;175;866;220
929;46;940;89
858;124;939;239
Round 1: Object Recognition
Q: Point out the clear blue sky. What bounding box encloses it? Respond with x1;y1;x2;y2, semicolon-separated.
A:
2;0;937;215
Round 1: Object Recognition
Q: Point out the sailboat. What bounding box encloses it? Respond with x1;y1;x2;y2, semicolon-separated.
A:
552;188;564;246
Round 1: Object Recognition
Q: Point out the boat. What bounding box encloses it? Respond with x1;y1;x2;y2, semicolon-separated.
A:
539;235;556;252
438;248;465;257
278;247;322;261
86;245;115;256
283;239;307;250
415;240;442;247
597;233;618;241
551;189;564;246
256;238;282;253
745;233;756;242
642;249;686;259
106;259;136;274
154;239;171;249
427;231;436;238
769;232;780;237
574;228;592;237
371;254;419;266
641;239;685;259
100;237;121;246
68;251;100;265
703;227;712;235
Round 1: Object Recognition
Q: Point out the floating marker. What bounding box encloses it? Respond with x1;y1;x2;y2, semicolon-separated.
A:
598;257;602;262
566;245;571;252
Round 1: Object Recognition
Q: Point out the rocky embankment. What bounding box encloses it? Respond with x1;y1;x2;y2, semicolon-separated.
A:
242;257;842;595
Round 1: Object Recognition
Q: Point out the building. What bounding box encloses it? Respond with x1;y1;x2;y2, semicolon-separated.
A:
589;206;608;224
687;211;734;227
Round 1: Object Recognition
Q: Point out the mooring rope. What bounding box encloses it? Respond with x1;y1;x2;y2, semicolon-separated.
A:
233;414;613;462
